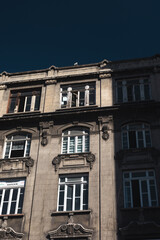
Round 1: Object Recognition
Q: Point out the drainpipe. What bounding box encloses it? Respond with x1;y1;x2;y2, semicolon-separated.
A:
98;117;102;240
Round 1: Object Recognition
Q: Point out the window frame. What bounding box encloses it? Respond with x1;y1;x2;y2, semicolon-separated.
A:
121;123;151;149
8;88;41;113
116;79;151;103
123;170;158;208
61;127;89;154
57;175;88;212
3;133;31;159
0;179;25;215
60;82;96;108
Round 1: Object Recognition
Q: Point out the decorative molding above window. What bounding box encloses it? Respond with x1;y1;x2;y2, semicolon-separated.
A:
47;214;93;240
52;152;95;171
0;157;34;174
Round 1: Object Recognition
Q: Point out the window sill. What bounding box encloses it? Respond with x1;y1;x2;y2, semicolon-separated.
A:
120;206;160;211
51;210;91;216
56;105;98;112
3;110;40;117
0;214;24;219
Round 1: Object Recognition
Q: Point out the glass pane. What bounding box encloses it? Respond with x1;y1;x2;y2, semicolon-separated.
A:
2;203;8;215
137;131;144;148
144;84;150;100
12;189;18;201
134;85;141;101
75;198;80;210
25;96;32;111
10;202;16;214
131;180;141;207
85;136;89;152
59;191;64;205
75;184;80;197
8;98;16;113
79;91;85;106
127;85;133;101
4;189;10;201
122;132;128;149
25;140;31;156
4;142;11;158
69;137;75;153
145;131;151;147
129;131;137;148
117;86;123;102
62;137;68;154
34;95;41;110
67;185;73;198
77;136;82;153
66;199;72;211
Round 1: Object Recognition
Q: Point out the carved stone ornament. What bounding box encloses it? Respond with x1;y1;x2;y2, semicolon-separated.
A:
99;73;111;79
52;156;61;171
45;80;57;85
86;154;95;169
41;131;48;146
52;153;96;171
119;220;160;236
102;125;109;141
0;218;23;239
0;157;34;174
47;215;93;239
0;85;7;90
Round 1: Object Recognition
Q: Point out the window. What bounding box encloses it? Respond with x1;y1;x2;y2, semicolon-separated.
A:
4;134;31;158
116;79;151;103
0;179;25;215
58;175;88;211
122;123;151;149
60;83;95;108
8;88;41;113
62;127;89;154
123;170;158;208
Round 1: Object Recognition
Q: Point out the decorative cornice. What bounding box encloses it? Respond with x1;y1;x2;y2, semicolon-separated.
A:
0;85;7;90
47;215;93;239
45;79;57;85
99;73;112;79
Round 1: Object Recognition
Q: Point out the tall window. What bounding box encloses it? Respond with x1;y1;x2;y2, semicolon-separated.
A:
116;79;151;103
0;179;25;215
60;83;95;108
4;134;31;158
8;88;41;113
58;175;88;211
62;127;89;154
122;123;151;149
123;170;158;208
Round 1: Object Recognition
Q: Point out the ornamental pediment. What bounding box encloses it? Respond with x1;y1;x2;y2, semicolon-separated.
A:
0;227;23;239
47;215;93;239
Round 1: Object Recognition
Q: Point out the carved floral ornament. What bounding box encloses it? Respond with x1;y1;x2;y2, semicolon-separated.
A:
47;215;93;239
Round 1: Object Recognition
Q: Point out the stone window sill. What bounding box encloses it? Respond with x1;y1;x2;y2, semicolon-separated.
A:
51;210;91;216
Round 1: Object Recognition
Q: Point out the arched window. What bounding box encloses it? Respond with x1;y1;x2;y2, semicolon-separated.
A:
4;133;31;158
62;127;89;154
122;123;151;149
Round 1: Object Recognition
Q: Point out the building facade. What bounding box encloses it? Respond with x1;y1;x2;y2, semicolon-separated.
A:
0;55;159;240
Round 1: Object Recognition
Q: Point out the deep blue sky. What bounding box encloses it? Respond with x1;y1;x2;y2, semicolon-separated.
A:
1;0;160;73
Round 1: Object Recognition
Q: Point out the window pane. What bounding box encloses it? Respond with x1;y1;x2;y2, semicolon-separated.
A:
129;131;137;148
144;84;150;100
4;142;11;158
122;132;128;149
34;95;41;110
137;131;144;148
77;136;82;153
2;203;8;215
127;85;133;101
145;131;151;147
8;98;16;113
10;202;16;214
75;198;80;210
59;191;64;206
131;180;141;207
69;137;75;153
25;96;32;111
134;85;141;101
